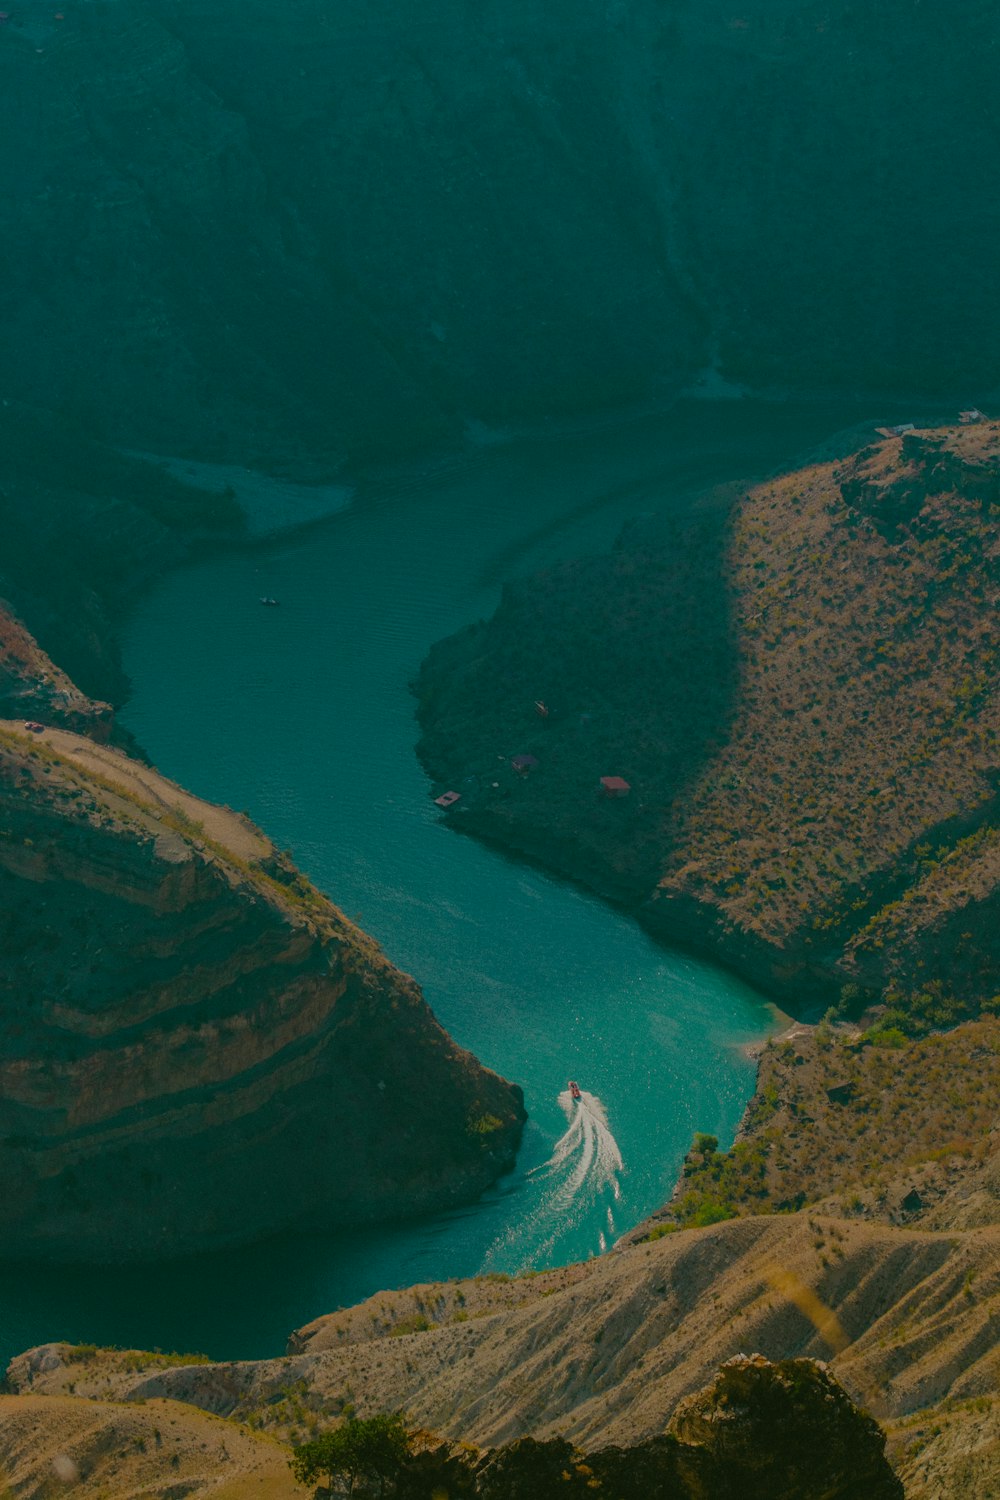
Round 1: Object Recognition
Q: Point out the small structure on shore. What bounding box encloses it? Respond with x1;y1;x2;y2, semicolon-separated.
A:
599;776;631;798
434;790;461;809
511;754;539;773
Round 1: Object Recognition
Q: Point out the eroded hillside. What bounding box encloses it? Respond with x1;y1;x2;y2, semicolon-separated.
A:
0;1357;904;1500
1;0;998;464
7;1210;993;1496
10;1014;1000;1494
640;1018;1000;1233
0;718;523;1260
0;1392;308;1499
417;422;1000;1024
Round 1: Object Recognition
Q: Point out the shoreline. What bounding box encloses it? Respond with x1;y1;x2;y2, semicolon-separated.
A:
4;393;975;1366
429;801;835;1026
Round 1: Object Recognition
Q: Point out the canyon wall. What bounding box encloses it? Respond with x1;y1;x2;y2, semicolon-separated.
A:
416;421;1000;1024
0;0;997;466
0;720;523;1261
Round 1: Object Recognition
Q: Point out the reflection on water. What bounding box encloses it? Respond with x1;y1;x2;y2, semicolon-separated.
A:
0;401;893;1364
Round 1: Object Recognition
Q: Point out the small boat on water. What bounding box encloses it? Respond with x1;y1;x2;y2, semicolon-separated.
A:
568;1080;582;1102
259;596;281;607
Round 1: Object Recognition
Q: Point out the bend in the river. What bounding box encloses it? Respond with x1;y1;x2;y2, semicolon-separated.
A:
0;399;904;1364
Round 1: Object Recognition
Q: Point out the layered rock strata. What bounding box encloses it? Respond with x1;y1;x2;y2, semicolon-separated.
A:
0;720;523;1261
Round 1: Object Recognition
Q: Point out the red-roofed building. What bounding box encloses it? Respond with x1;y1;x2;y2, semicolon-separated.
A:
599;776;630;798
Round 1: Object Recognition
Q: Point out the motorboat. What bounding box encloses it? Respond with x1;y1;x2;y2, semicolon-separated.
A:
259;597;281;607
568;1080;582;1102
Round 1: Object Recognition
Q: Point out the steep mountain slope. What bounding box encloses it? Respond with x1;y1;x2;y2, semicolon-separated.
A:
14;1211;1000;1450
417;421;1000;1023
0;718;523;1261
1;0;997;465
0;602;112;737
0;1358;902;1500
641;1019;1000;1234
0;1393;308;1499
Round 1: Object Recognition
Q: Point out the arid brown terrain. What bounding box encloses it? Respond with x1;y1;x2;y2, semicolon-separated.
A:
9;1014;1000;1497
418;422;1000;1028
0;700;523;1262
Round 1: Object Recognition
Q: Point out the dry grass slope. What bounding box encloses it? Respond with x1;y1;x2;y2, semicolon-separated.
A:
416;421;1000;1023
641;1019;1000;1234
0;1393;306;1499
12;1215;1000;1452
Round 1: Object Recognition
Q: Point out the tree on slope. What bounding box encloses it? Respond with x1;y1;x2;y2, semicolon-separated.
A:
291;1412;412;1496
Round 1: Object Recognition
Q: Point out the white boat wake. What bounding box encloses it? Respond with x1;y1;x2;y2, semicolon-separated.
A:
486;1089;624;1271
531;1089;623;1195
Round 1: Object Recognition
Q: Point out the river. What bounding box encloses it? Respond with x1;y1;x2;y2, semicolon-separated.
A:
0;398;900;1364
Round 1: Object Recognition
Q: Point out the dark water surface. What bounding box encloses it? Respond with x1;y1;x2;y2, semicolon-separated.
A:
0;401;895;1364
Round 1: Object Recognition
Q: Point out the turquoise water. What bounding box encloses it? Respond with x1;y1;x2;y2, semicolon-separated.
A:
0;402;887;1364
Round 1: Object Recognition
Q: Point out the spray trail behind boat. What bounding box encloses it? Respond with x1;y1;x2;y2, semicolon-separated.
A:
504;1087;624;1263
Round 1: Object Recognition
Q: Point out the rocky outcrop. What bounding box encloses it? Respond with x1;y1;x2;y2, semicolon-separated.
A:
416;422;1000;1026
669;1354;903;1499
432;1357;901;1498
0;602;112;738
0;721;523;1261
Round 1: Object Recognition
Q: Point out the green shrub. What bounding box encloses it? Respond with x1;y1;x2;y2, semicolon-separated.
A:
290;1412;412;1494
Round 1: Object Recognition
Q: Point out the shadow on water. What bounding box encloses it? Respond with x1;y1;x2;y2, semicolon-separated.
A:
0;398;920;1367
0;1091;628;1362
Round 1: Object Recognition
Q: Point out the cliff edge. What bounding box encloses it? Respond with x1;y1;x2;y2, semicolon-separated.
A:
0;717;523;1261
417;421;1000;1026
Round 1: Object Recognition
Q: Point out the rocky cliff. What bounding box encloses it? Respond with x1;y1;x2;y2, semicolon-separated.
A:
416;421;1000;1025
16;1003;1000;1494
0;0;997;468
0;717;523;1261
0;602;112;738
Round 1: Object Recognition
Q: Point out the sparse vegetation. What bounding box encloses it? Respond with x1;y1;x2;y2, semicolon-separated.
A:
648;1018;1000;1233
290;1411;412;1495
417;424;1000;1027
